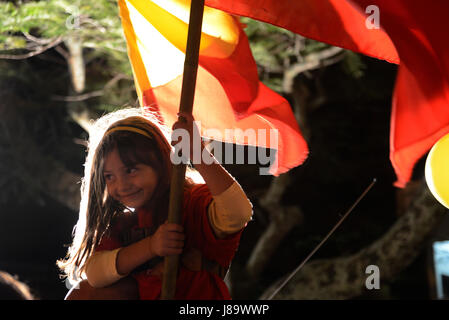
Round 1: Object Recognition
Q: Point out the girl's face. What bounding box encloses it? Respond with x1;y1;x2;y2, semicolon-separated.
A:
103;148;158;209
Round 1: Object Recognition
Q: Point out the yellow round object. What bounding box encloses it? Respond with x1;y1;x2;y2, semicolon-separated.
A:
425;133;449;209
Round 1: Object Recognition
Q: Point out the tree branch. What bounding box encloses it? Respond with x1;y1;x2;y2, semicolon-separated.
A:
51;90;104;102
283;47;345;93
54;44;70;61
51;73;132;102
0;36;64;60
22;32;55;45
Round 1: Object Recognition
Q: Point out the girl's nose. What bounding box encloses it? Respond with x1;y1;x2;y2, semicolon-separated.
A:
117;175;132;192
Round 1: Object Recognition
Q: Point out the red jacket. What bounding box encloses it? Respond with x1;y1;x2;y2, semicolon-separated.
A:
96;184;243;300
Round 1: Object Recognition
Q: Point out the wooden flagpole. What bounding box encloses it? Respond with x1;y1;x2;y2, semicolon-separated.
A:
161;0;205;300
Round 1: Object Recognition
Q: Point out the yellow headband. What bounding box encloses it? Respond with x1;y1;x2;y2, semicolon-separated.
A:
105;125;153;140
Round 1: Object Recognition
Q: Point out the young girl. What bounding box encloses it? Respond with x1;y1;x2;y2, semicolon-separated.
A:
58;108;253;300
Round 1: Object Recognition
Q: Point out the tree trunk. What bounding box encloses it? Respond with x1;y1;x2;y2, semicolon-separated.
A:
64;35;85;94
59;34;96;134
246;174;304;277
261;181;447;299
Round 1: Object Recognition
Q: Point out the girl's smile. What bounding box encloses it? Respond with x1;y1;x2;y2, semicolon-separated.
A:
118;189;143;203
119;189;142;199
103;148;158;209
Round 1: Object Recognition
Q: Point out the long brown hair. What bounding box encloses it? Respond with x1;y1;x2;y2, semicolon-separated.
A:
58;108;201;284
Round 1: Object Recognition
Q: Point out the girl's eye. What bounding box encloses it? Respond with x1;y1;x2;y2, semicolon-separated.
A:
127;167;137;175
104;174;114;181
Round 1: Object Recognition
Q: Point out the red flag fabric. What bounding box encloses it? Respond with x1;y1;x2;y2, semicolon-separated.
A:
355;0;449;187
206;0;449;187
205;0;399;64
118;0;308;176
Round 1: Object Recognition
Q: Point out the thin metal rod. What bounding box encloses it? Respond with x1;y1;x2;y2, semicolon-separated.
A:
266;178;377;300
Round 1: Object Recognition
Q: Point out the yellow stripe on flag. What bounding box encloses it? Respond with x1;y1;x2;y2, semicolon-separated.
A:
125;0;240;58
126;0;185;88
119;0;242;102
150;0;240;57
118;0;151;105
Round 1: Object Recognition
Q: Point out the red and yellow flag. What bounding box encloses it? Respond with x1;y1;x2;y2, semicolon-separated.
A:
118;0;308;175
206;0;449;187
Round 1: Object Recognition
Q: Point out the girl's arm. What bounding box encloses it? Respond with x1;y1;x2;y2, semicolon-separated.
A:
193;141;235;195
195;151;253;239
85;223;184;288
85;238;152;288
172;113;253;238
207;180;253;238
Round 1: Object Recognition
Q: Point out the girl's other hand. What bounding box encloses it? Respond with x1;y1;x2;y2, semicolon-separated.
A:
149;222;185;257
